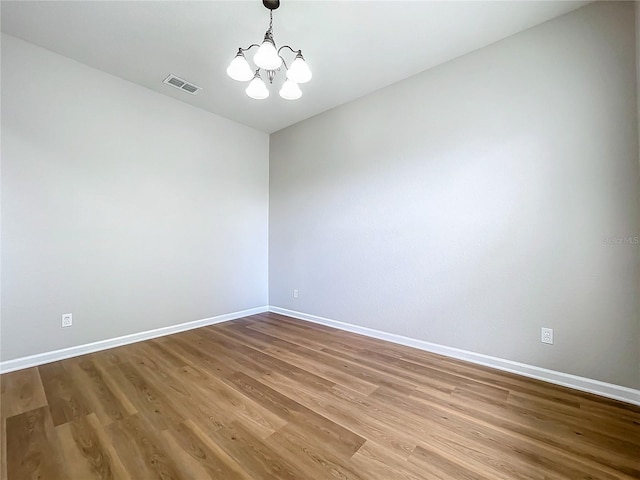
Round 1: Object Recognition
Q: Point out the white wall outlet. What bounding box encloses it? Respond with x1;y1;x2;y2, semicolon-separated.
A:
293;289;299;298
62;313;73;328
541;327;553;344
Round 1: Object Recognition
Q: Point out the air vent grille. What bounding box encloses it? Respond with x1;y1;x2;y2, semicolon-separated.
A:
167;77;185;88
181;83;199;94
163;74;202;95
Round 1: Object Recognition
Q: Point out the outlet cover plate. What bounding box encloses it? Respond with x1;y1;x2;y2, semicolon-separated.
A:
541;327;553;344
62;313;73;328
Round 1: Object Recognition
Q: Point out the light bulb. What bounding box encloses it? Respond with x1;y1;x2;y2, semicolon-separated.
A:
245;75;269;100
286;54;312;84
253;37;282;71
226;52;253;82
279;79;302;100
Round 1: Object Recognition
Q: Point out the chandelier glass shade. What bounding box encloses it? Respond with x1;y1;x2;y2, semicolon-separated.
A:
286;53;312;84
227;1;311;100
226;52;254;82
279;79;302;100
245;72;270;99
254;34;282;71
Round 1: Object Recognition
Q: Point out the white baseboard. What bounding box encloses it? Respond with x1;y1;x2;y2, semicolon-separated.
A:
0;306;269;374
269;306;640;407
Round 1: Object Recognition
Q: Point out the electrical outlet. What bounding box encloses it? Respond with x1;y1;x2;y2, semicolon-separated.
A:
541;327;553;344
62;313;73;328
293;289;299;298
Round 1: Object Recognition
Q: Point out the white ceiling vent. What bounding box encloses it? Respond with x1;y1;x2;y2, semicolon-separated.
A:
163;74;202;95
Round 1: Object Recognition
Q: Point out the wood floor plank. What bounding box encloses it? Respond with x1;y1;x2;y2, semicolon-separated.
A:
181;329;275;379
143;340;189;370
206;326;340;391
223;324;381;396
131;354;244;437
258;369;418;459
380;386;637;480
158;334;238;379
56;413;130;480
157;430;213;479
184;419;253;478
206;419;308;480
65;358;133;425
400;387;640;478
161;420;251;480
106;414;184;480
409;442;494;480
188;327;339;394
178;366;287;439
131;337;288;439
451;387;640;462
225;371;366;459
263;426;368;480
507;391;640;440
38;361;91;427
0;368;47;419
350;440;446;480
144;339;283;439
223;322;418;393
103;361;185;433
6;406;67;479
2;312;638;479
81;349;127;370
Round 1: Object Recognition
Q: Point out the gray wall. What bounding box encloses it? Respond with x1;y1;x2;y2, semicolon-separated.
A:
636;0;640;386
1;34;269;361
269;2;640;388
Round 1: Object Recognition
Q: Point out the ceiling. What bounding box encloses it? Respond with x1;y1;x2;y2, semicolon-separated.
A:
1;1;589;133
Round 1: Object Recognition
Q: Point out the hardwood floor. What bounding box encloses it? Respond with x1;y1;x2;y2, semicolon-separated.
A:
1;312;639;479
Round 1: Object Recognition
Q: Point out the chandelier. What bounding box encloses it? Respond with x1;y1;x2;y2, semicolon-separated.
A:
226;0;312;100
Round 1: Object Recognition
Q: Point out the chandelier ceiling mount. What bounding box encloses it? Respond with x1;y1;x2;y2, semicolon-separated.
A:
262;0;280;10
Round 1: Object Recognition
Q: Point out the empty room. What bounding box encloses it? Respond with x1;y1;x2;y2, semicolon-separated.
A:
1;0;639;478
